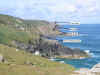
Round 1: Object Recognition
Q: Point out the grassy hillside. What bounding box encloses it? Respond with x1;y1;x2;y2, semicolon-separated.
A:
0;25;32;45
0;44;75;75
0;14;24;26
0;14;76;75
0;14;49;45
0;14;58;45
0;14;90;75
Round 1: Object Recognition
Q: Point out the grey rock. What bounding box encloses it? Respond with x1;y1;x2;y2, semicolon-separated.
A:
0;54;4;62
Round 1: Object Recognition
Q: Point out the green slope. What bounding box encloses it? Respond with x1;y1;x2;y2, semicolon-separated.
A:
0;25;32;44
0;44;75;75
0;14;56;45
0;14;47;45
0;14;76;75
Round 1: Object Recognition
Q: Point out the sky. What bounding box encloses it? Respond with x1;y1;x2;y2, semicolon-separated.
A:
0;0;100;24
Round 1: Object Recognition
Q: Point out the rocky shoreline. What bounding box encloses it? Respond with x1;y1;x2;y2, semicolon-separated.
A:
11;36;89;59
0;14;89;59
0;14;91;75
12;20;89;59
73;63;100;75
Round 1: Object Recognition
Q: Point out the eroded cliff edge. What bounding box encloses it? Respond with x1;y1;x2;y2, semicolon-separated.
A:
0;14;89;59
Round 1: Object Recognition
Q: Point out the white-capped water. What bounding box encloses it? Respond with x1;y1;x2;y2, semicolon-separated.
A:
56;24;100;68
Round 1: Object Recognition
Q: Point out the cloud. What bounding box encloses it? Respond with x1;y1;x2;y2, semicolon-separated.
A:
0;0;100;23
48;3;77;13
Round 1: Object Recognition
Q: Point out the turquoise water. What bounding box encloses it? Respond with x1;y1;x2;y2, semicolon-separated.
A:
55;24;100;69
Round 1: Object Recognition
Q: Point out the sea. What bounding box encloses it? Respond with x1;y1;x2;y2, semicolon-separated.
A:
55;24;100;69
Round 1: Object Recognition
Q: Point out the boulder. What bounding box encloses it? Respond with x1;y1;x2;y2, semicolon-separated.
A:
0;54;4;62
90;63;100;73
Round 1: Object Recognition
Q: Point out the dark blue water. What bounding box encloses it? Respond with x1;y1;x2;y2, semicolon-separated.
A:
55;24;100;69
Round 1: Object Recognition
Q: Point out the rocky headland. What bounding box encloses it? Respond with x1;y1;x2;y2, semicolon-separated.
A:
0;14;91;75
0;14;89;59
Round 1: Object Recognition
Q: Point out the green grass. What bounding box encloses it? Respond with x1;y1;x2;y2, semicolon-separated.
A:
0;44;75;75
0;14;54;46
0;25;32;45
0;14;76;75
0;14;23;25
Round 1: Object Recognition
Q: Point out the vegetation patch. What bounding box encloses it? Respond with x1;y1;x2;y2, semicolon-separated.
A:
0;44;75;75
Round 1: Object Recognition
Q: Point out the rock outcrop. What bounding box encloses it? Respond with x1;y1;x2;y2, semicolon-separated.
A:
0;54;4;62
12;37;88;59
73;63;100;75
0;14;88;59
90;63;100;74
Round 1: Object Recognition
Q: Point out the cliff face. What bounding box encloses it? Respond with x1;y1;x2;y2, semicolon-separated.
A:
0;14;88;59
12;38;88;59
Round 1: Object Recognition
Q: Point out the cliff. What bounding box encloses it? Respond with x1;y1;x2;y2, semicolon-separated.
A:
0;14;88;59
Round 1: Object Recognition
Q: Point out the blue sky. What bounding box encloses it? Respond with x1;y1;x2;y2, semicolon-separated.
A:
0;0;100;24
